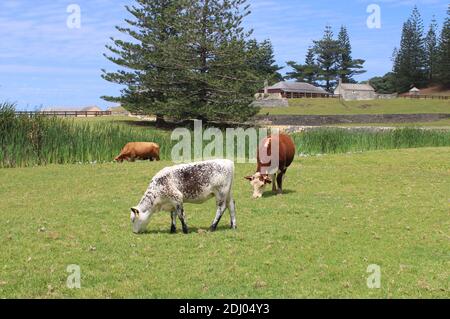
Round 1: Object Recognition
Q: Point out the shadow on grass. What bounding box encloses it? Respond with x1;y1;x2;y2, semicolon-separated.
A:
140;224;233;235
262;189;296;198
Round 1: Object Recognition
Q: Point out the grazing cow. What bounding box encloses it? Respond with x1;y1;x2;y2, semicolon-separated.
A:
130;159;236;234
115;142;160;162
245;134;296;199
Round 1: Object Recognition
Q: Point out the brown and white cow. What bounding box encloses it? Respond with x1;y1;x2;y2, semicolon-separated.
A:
115;142;160;162
245;134;296;198
130;159;236;234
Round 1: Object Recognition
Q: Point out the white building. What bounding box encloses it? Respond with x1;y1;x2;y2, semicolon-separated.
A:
334;80;376;101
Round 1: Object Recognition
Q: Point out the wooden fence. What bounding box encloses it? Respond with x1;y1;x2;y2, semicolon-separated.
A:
15;111;112;117
401;95;449;100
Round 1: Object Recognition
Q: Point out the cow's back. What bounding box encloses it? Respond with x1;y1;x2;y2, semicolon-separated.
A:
123;142;159;156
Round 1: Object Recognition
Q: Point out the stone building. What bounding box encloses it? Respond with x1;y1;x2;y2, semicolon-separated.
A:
334;80;376;101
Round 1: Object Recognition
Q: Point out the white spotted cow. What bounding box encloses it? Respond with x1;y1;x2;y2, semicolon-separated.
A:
130;159;236;234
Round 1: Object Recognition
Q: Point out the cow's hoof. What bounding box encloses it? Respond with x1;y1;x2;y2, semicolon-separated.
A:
230;224;237;230
182;227;189;234
277;190;283;195
209;226;217;232
170;226;177;234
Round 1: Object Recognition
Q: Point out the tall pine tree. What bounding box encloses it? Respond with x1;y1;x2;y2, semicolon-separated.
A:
285;47;318;84
163;0;260;122
425;17;439;83
102;0;181;123
336;26;366;83
437;6;450;87
103;0;261;123
393;6;427;92
246;39;283;86
313;25;339;92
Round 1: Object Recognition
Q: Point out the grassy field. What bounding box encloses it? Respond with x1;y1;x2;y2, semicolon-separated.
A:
260;98;450;115
0;147;449;298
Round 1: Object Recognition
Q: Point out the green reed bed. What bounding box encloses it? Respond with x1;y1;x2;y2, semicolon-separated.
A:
292;127;450;155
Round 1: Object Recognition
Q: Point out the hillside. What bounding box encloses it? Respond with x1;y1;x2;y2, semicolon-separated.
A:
259;98;450;116
418;86;450;96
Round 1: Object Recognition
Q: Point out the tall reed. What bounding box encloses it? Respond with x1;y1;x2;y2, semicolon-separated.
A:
292;127;450;155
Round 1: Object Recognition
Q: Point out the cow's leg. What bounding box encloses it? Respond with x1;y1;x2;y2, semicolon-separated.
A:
271;174;277;193
210;195;227;232
227;195;237;230
176;204;189;234
276;169;287;194
170;211;177;234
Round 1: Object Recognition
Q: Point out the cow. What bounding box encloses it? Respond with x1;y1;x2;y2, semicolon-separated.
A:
245;134;296;199
115;142;160;162
130;159;236;234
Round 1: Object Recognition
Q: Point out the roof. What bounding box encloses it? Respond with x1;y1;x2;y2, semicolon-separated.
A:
409;87;420;92
42;106;102;112
107;105;129;113
267;81;329;94
337;83;375;92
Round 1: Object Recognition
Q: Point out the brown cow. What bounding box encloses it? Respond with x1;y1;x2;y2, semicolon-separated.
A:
115;142;160;162
245;134;295;198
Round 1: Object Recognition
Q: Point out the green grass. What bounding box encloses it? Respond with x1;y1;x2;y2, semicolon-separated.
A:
260;98;450;115
0;147;449;298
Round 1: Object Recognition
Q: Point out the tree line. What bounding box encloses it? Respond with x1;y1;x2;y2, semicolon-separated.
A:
102;0;281;123
285;25;366;92
369;5;449;94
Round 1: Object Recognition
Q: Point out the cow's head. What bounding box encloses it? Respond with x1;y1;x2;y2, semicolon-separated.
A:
130;207;152;234
114;155;124;163
244;172;272;199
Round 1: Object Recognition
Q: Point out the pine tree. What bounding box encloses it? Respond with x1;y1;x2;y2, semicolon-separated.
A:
159;0;260;122
313;25;339;92
102;0;181;123
102;0;260;123
285;47;318;84
336;26;366;83
246;39;283;86
437;6;450;87
393;6;427;92
425;17;439;83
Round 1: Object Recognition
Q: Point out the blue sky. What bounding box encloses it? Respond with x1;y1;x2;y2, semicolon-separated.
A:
0;0;447;110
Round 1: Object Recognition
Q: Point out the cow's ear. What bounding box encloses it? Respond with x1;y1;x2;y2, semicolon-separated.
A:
131;207;140;217
244;176;253;181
